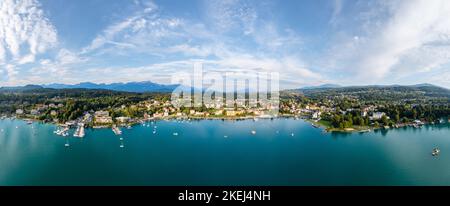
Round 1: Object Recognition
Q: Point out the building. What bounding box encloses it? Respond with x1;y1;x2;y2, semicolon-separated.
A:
371;112;386;120
361;111;368;117
30;109;40;115
312;111;321;120
225;110;244;116
116;116;130;123
215;110;224;116
94;111;113;124
16;109;24;115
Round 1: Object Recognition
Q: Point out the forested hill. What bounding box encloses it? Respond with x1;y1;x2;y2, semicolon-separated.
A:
290;84;450;101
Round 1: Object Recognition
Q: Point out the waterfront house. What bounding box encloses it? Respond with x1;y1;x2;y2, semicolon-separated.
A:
116;116;130;123
215;110;224;116
94;111;113;124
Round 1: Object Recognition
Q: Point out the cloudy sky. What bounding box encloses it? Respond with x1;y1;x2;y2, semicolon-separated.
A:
0;0;450;88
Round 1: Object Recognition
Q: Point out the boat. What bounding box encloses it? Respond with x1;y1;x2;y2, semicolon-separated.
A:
359;129;371;133
54;126;70;136
120;144;124;148
153;130;156;134
64;143;70;147
26;120;32;125
251;130;256;135
291;133;295;136
224;135;228;138
119;137;123;141
173;132;179;136
432;148;440;156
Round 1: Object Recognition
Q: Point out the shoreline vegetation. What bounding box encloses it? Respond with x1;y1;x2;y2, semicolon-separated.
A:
1;113;448;135
1;84;449;135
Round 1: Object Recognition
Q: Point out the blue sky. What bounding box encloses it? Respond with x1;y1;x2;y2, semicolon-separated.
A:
1;0;450;88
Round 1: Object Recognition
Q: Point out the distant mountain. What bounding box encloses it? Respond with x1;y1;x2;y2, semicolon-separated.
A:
301;84;341;90
0;84;44;92
42;81;180;93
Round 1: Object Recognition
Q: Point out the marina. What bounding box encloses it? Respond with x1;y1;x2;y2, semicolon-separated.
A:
73;123;85;138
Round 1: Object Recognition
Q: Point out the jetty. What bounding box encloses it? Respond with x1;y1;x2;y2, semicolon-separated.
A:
112;125;122;135
73;123;85;138
54;127;69;136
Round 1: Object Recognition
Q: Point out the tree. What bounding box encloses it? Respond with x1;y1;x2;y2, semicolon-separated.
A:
381;115;389;125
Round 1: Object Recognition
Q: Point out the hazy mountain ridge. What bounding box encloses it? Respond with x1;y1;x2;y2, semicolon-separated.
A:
1;83;448;98
42;81;180;93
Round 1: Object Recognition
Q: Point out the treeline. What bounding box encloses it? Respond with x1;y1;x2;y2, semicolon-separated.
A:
322;104;450;129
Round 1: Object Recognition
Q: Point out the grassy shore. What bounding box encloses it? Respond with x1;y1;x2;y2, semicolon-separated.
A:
308;119;375;133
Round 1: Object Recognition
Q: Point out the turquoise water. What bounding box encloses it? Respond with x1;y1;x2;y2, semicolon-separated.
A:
0;118;450;186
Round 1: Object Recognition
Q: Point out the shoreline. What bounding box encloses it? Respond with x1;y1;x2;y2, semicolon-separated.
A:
2;115;447;135
307;119;447;133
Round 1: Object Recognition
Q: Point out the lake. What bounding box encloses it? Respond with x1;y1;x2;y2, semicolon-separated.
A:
1;118;450;186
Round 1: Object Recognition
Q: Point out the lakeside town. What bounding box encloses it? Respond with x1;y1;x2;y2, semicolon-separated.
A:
2;85;450;138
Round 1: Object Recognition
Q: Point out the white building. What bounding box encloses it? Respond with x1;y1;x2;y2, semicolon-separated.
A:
371;112;386;120
16;109;24;115
116;116;130;123
30;109;39;115
312;111;321;119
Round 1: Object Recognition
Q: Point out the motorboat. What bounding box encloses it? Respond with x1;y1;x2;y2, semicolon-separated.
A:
432;148;440;156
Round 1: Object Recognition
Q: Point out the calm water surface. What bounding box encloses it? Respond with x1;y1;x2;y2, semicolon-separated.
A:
0;118;449;186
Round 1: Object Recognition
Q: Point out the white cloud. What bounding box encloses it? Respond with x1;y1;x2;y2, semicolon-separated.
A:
2;0;320;88
205;0;258;35
0;0;58;84
0;0;57;63
325;0;450;84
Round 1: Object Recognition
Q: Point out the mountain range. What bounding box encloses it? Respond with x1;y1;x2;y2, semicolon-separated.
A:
0;82;448;95
42;81;180;93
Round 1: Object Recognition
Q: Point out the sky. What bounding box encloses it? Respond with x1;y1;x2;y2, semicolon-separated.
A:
0;0;450;89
